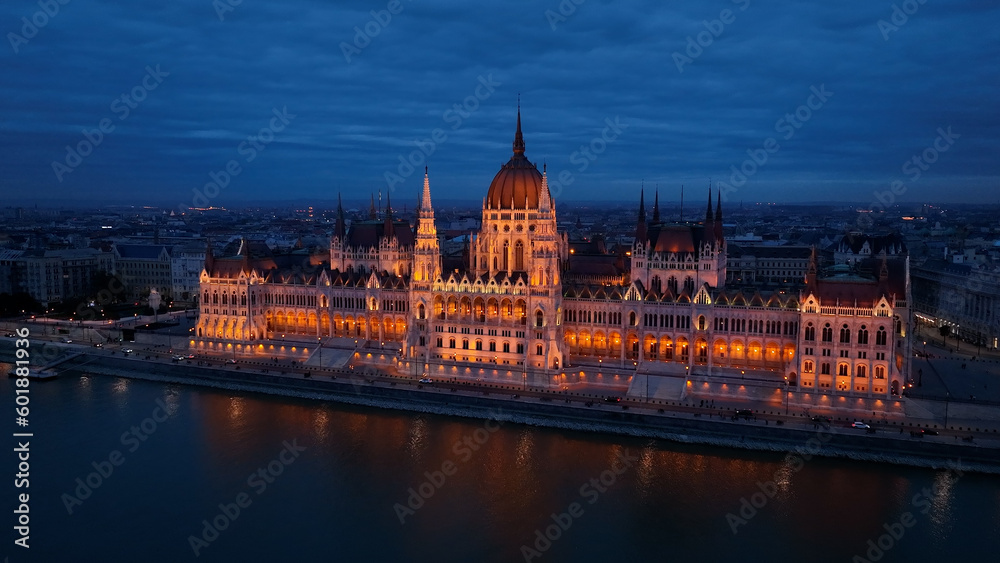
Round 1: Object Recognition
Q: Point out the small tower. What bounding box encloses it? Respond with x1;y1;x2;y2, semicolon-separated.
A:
413;167;441;286
635;188;647;244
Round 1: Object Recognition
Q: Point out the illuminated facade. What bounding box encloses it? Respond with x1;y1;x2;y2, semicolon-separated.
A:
196;111;911;397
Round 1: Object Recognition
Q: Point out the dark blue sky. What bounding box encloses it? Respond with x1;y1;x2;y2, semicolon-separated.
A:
2;0;998;207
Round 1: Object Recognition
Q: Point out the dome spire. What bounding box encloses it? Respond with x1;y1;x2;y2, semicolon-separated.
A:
513;97;525;156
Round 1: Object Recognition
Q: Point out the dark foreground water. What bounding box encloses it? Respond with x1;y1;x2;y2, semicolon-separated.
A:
3;371;1000;563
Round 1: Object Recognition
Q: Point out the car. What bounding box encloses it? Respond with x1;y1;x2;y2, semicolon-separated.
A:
920;428;939;436
61;338;73;343
185;353;195;359
604;396;622;403
734;409;754;419
93;343;103;348
225;358;237;364
122;348;133;354
851;421;870;429
811;415;832;424
4;332;14;337
418;377;433;384
171;355;185;362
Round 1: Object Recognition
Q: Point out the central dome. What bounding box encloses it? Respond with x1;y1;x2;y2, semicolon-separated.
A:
486;109;543;209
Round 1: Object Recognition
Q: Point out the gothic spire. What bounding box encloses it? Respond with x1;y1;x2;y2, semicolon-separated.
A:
335;192;346;239
383;193;395;241
705;185;714;223
513;101;525;156
635;188;647;243
652;184;660;223
421;166;433;212
369;194;377;220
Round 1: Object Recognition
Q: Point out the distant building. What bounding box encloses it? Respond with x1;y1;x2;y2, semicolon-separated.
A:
726;245;814;286
113;244;173;301
834;233;906;265
0;249;25;295
5;248;113;306
171;242;207;305
912;260;1000;350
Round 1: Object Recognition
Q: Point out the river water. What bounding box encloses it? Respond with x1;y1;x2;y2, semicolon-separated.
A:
5;370;999;563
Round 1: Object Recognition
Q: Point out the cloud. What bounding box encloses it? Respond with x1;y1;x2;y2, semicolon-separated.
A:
1;0;998;206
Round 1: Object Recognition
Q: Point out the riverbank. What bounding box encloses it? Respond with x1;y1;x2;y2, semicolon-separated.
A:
33;351;1000;474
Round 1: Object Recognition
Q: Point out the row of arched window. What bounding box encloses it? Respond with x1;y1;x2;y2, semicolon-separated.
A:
805;322;888;346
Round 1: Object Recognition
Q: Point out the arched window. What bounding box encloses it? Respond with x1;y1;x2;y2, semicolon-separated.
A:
417;304;425;320
805;323;816;341
858;326;869;345
822;323;833;342
684;277;694;294
221;293;228;305
502;242;509;271
857;365;867;378
838;363;849;376
449;338;455;349
874;365;886;379
876;327;887;346
535;310;544;328
651;275;662;292
629;311;637;326
698;315;706;331
667;276;678;295
840;324;851;343
514;241;524;271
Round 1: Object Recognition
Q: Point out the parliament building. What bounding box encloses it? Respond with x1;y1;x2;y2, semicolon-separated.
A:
196;110;913;397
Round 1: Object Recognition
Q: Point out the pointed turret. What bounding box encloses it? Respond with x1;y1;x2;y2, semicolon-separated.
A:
635;188;647;243
420;166;432;211
652;186;660;223
383;194;395;242
806;246;818;286
334;193;346;240
879;254;889;282
369;194;377;219
539;163;552;211
413;167;440;284
513;100;525;156
705;186;714;223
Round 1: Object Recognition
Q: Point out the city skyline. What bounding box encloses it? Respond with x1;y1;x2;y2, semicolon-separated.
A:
2;0;998;206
